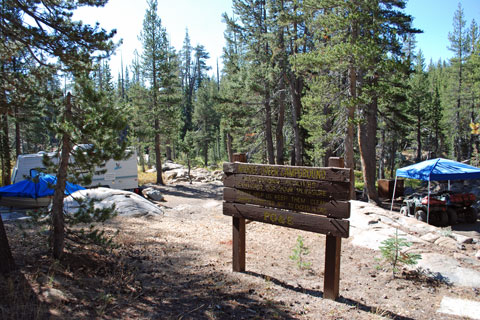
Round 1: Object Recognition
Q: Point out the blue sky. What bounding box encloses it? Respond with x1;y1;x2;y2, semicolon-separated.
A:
405;0;480;65
73;0;231;78
74;0;480;77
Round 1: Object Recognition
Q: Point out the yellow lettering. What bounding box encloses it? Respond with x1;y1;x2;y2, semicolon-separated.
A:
263;212;270;221
287;216;293;225
270;214;277;223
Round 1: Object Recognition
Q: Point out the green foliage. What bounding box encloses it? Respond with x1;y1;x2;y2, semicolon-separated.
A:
289;236;311;270
379;229;421;278
354;170;364;190
23;195;120;252
193;80;220;166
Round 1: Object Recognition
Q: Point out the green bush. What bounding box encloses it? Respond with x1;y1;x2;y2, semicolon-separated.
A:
378;229;421;278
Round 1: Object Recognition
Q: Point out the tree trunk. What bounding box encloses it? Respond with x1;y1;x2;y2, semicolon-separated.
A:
204;141;208;167
322;101;334;167
264;91;275;164
290;145;296;166
358;82;379;204
154;118;164;185
217;129;221;161
456;54;463;161
416;103;422;162
139;147;146;172
2;114;11;186
290;78;303;166
226;132;233;162
276;78;286;165
345;21;358;172
14;104;21;158
275;15;286;165
166;139;172;161
0;214;16;274
378;128;385;180
389;137;397;179
51;93;73;259
187;157;192;184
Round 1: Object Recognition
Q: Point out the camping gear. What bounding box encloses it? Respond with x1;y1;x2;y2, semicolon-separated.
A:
12;148;138;190
0;172;85;208
391;158;480;224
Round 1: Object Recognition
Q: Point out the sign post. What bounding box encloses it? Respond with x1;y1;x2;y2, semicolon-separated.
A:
232;153;246;272
223;157;352;300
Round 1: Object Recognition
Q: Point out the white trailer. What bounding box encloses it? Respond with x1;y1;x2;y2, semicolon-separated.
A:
11;149;138;190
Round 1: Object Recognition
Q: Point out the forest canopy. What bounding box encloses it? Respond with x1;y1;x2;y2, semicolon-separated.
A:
1;0;480;204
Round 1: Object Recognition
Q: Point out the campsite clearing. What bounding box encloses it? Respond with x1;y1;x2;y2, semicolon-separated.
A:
2;181;480;319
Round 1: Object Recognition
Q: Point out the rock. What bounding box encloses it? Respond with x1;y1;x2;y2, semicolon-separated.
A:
63;188;164;217
434;236;458;250
146;168;156;173
42;288;68;304
162;161;184;172
163;170;178;181
452;233;474;244
476;250;480;260
142;188;164;201
416;253;480;287
437;296;480;320
456;244;466;250
368;219;380;225
420;232;440;243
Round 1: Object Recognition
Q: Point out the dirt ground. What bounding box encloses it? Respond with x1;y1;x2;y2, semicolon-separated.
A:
1;181;480;319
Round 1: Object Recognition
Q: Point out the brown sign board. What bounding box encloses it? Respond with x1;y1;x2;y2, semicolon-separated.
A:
224;202;349;238
223;174;350;200
223;162;351;182
223;163;351;235
223;160;352;301
223;187;350;218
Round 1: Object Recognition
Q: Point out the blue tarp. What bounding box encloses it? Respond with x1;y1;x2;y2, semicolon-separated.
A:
0;173;85;199
396;158;480;181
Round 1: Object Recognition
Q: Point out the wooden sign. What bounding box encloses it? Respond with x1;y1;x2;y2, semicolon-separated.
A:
223;158;352;301
224;174;350;200
223;162;350;182
224;202;349;237
223;188;350;218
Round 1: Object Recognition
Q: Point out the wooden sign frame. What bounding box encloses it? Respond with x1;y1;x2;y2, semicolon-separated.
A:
223;157;352;300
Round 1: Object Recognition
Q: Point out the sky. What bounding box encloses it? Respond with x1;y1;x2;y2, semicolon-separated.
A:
73;0;480;78
405;0;480;65
73;0;231;78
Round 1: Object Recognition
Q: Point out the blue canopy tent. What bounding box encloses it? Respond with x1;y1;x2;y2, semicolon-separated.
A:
390;158;480;223
0;172;85;199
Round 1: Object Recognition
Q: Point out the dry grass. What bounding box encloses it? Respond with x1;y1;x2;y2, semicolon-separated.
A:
137;170;157;185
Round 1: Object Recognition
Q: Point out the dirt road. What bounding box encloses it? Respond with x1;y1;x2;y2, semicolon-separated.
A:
3;181;480;319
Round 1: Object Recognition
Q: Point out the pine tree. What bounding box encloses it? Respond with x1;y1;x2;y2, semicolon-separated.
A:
229;0;277;164
297;0;418;202
0;0;120;260
194;79;219;166
48;73;128;259
219;13;253;161
447;3;470;160
139;0;168;184
408;50;431;162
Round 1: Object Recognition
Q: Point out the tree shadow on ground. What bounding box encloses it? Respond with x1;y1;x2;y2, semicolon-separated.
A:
113;238;294;319
0;270;50;320
245;271;415;320
451;220;480;237
7;236;294;319
156;183;223;200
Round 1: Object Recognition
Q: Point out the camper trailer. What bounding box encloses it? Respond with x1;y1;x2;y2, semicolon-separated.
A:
11;149;138;190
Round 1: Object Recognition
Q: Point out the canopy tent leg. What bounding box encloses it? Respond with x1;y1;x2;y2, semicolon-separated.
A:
390;177;398;212
427;180;431;224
